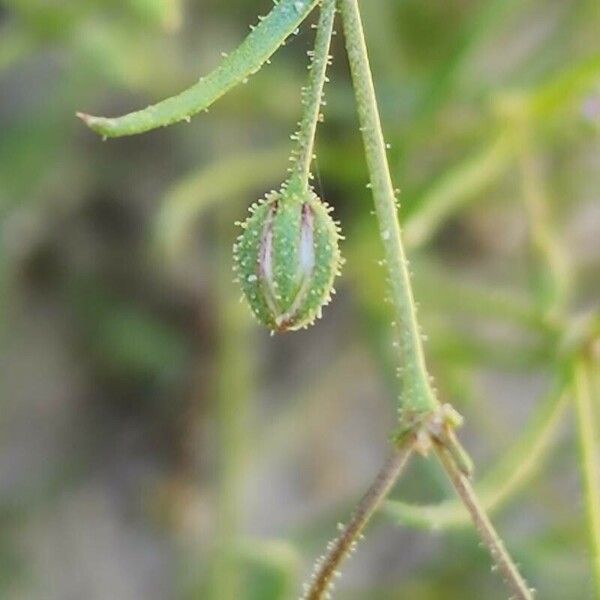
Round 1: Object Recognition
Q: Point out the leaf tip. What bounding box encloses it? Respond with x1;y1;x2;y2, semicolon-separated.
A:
76;111;107;136
76;111;92;124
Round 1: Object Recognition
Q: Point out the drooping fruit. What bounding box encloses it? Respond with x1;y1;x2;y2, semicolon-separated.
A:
234;185;342;332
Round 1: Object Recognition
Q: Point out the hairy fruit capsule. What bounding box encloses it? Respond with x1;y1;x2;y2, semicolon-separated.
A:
234;187;342;332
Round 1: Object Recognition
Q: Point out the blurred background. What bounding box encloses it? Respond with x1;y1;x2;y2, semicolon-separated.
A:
1;0;599;598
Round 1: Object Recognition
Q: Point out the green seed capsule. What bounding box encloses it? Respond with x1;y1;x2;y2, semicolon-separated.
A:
234;186;342;332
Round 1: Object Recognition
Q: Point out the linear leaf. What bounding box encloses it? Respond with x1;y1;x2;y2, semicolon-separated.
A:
77;0;318;137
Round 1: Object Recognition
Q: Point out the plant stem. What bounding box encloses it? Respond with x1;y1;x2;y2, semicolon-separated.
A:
288;0;336;191
336;2;534;598
212;202;254;600
573;359;600;598
339;0;436;418
434;443;534;600
302;440;414;600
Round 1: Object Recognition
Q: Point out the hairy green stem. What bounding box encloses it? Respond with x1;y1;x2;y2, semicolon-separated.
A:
340;0;436;418
212;202;253;599
77;0;319;137
573;359;600;598
322;3;533;598
302;440;414;600
434;443;534;600
288;0;336;191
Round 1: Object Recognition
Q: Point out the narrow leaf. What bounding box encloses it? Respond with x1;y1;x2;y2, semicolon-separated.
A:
77;0;318;137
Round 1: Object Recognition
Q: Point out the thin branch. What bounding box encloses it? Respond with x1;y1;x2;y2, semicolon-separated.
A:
435;443;535;600
302;440;414;600
339;0;436;417
403;135;512;249
336;2;534;599
514;114;569;319
573;359;600;598
289;0;336;189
